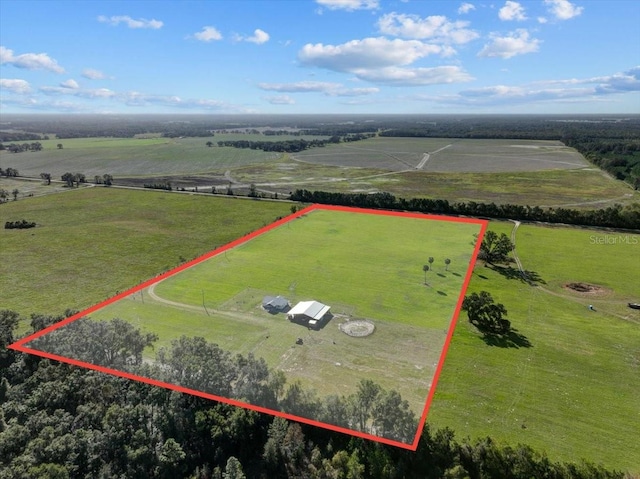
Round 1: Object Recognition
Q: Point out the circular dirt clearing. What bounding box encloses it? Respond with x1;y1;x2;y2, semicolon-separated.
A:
563;282;607;294
340;320;375;337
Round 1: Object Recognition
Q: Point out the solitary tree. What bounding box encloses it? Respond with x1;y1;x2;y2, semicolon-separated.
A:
422;264;430;284
428;257;434;271
462;291;510;335
61;172;75;187
445;258;451;271
40;172;51;185
478;230;513;264
11;189;19;201
57;143;63;149
206;141;214;147
102;174;113;186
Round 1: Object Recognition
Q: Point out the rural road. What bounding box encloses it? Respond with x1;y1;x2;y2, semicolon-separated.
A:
415;144;452;170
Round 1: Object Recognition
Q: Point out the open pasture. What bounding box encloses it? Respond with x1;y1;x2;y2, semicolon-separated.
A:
68;208;484;424
0;135;283;178
0;187;291;318
428;221;640;471
293;137;588;172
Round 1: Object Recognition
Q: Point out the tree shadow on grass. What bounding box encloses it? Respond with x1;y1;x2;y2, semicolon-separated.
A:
437;290;447;296
481;328;532;349
436;273;446;278
489;265;546;285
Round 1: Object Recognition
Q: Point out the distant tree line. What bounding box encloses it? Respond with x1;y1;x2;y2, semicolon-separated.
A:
0;167;19;177
0;142;43;153
290;189;640;230
0;309;628;478
216;134;374;153
4;219;36;229
144;182;172;191
0;131;45;142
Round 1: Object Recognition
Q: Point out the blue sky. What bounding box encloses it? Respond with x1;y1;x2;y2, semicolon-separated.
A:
1;0;638;114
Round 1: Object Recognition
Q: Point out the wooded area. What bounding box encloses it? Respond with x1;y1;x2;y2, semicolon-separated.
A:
1;310;626;478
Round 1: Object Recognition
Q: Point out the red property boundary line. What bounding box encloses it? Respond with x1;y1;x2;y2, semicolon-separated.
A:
9;203;487;451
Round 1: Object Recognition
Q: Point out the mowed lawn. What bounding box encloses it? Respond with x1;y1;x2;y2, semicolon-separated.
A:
0;187;292;319
87;209;483;415
428;221;640;472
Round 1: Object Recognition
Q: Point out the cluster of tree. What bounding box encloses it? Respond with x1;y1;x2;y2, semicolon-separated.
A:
422;257;451;283
94;174;114;186
0;142;43;153
144;182;172;191
289;190;640;230
564;137;640;188
0;188;21;203
61;172;87;188
0;167;19;177
4;219;36;229
31;318;418;444
0;310;628;478
462;291;511;335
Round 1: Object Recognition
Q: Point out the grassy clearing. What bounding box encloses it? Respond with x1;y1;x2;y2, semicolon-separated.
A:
0;136;281;178
4;186;638;469
86;209;481;414
427;221;640;472
0;187;291;319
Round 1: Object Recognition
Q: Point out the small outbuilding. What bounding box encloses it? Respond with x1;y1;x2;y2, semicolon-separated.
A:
262;295;290;313
287;300;331;328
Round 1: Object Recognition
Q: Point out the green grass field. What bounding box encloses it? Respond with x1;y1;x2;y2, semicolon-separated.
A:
85;209;482;416
2;185;638;471
428;221;640;472
0;187;291;318
3;135;637;208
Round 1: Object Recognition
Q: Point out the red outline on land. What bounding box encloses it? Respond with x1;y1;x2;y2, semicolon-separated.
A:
9;204;487;451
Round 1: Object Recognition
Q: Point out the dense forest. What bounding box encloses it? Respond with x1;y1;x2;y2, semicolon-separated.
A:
1;310;628;479
29;317;418;444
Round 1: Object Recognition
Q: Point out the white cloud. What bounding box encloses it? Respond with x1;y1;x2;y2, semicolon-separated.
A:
40;85;117;98
478;29;540;59
259;81;342;93
315;0;379;11
0;78;31;94
458;3;476;14
193;26;223;42
353;65;474;85
431;66;640;107
0;46;64;73
60;79;79;89
499;1;527;21
236;29;270;44
82;68;107;80
377;13;479;44
544;0;583;20
266;95;296;105
98;15;163;29
299;37;446;72
258;81;379;96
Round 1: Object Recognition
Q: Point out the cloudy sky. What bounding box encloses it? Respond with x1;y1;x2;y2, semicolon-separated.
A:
1;0;638;114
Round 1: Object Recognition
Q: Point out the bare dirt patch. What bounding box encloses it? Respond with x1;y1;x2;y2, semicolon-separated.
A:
563;282;610;295
339;319;375;337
